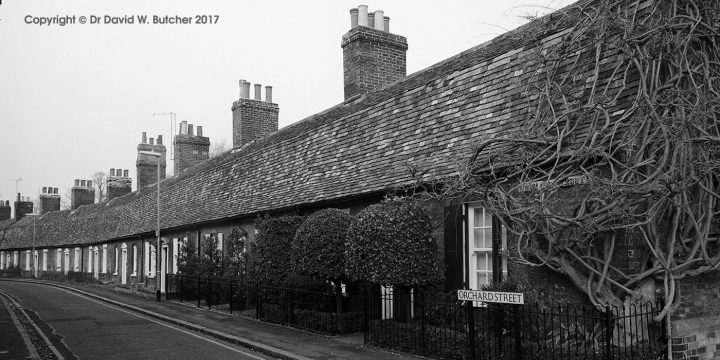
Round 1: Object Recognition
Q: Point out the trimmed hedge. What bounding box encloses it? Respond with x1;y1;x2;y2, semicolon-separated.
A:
251;215;305;285
293;208;353;280
345;200;443;286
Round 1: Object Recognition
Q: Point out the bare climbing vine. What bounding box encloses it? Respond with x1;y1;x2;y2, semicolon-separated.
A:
426;0;720;332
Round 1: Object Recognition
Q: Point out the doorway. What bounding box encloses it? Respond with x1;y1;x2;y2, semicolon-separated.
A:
160;245;168;293
121;244;127;284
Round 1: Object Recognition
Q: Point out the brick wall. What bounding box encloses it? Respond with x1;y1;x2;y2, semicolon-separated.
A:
174;134;210;175
231;99;279;148
341;26;407;100
71;187;95;210
136;143;167;188
39;194;61;215
671;271;720;360
0;202;10;220
107;176;132;200
13;201;33;220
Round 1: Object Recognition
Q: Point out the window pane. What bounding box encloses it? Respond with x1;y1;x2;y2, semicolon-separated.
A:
473;208;485;228
477;272;489;288
473;229;485;248
476;253;487;271
484;228;493;248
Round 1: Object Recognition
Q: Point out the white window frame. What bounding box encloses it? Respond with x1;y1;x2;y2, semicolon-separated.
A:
467;205;507;290
131;244;137;277
25;251;31;270
63;249;70;273
144;241;149;276
0;251;4;269
56;249;62;271
172;238;179;274
74;248;80;271
87;247;92;273
114;246;119;275
42;249;48;271
150;245;157;276
102;244;108;274
13;251;18;268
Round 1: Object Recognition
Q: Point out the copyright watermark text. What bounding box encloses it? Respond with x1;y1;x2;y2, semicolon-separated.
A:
24;14;220;26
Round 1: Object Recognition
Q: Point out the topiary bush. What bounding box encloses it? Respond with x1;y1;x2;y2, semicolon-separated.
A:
251;214;305;285
345;200;443;287
223;227;249;279
293;208;353;281
293;208;354;330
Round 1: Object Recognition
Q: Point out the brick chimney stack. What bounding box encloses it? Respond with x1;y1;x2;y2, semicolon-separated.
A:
0;200;10;220
71;179;95;210
38;187;61;215
174;121;211;175
136;132;167;188
231;79;279;148
13;193;33;220
107;168;132;200
342;6;407;100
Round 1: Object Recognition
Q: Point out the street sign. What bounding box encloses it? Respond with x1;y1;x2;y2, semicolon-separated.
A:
457;289;524;304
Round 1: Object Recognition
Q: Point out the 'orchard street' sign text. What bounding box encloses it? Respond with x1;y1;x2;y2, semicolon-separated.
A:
457;290;524;304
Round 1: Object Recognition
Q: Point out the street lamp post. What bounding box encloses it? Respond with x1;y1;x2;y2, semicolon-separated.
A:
139;150;162;301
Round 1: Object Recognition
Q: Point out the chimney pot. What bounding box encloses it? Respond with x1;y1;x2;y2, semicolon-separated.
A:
180;120;188;135
368;12;375;28
254;84;262;101
142;132;147;144
149;138;154;145
75;179;80;186
188;124;194;136
350;8;359;28
42;187;47;194
358;5;368;26
54;188;58;194
81;180;86;187
110;168;115;177
265;86;273;103
123;170;129;177
157;135;163;145
239;79;250;99
384;16;390;33
87;180;93;188
197;126;203;137
374;11;384;31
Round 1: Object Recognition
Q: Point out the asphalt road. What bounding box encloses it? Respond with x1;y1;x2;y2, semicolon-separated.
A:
0;281;273;360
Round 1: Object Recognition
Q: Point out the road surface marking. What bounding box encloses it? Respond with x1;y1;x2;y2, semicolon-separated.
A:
53;287;267;360
0;287;62;360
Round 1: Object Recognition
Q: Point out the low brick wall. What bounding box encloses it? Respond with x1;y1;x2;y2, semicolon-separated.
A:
671;271;720;359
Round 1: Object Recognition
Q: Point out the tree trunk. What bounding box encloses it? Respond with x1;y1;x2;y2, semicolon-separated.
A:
613;277;657;346
334;279;343;333
394;286;413;322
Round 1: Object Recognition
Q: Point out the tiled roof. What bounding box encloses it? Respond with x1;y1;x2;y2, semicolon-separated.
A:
1;0;618;250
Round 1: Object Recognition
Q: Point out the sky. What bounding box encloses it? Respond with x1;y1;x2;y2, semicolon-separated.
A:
0;0;574;214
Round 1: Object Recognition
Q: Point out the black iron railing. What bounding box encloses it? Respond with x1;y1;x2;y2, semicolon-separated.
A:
364;289;667;360
165;274;364;335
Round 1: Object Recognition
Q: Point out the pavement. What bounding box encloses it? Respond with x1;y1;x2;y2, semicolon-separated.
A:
0;278;418;360
0;291;34;359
